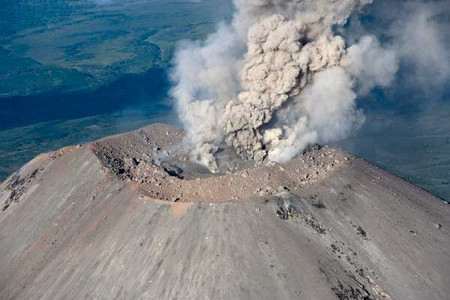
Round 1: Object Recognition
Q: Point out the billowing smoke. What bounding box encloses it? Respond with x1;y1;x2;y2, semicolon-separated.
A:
170;0;398;171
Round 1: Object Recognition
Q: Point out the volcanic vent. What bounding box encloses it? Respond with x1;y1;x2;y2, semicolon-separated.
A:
92;124;350;203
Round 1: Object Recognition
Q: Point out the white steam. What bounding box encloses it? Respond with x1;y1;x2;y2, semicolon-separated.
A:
170;0;398;171
389;1;450;90
343;35;398;96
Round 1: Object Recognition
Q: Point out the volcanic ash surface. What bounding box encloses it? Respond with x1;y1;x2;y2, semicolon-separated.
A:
1;124;449;300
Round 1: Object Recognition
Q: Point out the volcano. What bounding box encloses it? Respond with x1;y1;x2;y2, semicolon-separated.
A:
0;124;449;300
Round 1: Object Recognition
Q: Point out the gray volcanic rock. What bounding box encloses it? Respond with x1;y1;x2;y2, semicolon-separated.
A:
0;124;449;300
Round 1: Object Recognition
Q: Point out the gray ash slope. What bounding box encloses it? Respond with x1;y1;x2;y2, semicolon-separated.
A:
0;124;449;300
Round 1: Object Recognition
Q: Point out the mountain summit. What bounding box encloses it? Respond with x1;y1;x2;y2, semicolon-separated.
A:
1;124;449;300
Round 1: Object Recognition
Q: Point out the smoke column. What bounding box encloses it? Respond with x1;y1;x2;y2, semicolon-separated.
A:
170;0;398;171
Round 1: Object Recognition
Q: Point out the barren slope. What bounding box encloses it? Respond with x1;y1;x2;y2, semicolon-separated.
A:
0;124;449;300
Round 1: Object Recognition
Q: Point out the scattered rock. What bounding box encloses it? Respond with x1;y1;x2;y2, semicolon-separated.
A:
276;201;298;220
2;169;40;211
304;214;327;234
311;200;326;209
356;226;367;239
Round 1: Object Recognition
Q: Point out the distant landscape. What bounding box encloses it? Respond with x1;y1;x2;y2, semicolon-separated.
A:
1;0;233;97
338;101;450;201
0;0;232;179
0;0;449;201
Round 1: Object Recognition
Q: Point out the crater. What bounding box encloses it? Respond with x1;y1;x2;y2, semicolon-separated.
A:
92;124;350;203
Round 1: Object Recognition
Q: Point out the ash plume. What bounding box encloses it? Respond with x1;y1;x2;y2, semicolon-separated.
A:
170;0;398;171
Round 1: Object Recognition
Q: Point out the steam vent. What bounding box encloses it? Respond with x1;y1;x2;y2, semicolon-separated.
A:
1;124;449;299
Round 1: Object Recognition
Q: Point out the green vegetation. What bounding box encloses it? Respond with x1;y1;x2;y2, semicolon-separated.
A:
0;0;233;97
